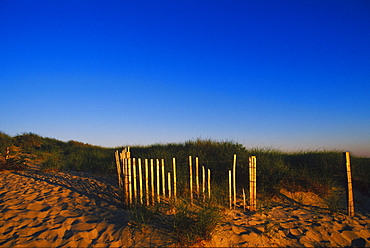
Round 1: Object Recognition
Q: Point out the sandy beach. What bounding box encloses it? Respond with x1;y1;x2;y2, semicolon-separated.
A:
1;167;369;247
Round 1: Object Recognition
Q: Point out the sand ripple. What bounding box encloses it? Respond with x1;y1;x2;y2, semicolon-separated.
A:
207;202;370;247
0;170;129;247
1;169;370;247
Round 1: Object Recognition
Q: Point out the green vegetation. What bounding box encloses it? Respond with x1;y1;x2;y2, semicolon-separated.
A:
1;132;369;196
0;131;116;173
164;198;222;246
128;205;157;230
128;197;223;246
1;132;370;245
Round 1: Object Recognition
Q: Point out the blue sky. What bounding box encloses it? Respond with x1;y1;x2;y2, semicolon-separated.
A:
1;0;369;156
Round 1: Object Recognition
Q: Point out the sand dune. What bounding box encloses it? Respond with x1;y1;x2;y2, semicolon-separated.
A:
1;167;369;247
0;169;129;247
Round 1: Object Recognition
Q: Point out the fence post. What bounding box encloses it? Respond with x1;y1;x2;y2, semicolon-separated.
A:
133;158;137;204
124;158;129;207
233;154;237;209
127;147;131;158
150;159;155;205
196;157;199;197
128;158;132;207
344;152;355;216
189;156;193;203
138;158;143;205
115;150;125;207
173;158;177;200
242;188;246;211
156;159;160;203
115;151;122;190
208;169;211;199
249;156;257;211
161;159;166;198
145;159;149;206
123;147;131;207
202;166;205;201
168;172;171;199
229;170;232;209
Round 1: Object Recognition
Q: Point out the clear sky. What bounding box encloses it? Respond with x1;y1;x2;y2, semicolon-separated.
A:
1;0;369;156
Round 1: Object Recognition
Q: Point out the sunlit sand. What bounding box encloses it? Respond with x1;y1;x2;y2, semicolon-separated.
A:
1;166;369;247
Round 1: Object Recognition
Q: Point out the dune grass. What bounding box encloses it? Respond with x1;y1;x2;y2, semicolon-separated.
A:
127;196;223;246
0;132;116;173
166;198;223;246
1;132;369;197
1;132;369;206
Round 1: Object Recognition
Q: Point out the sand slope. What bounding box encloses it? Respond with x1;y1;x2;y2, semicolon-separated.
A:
0;169;131;247
1;167;369;247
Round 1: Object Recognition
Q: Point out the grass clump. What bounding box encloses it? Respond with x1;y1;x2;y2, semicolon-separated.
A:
323;192;342;214
163;198;223;246
125;198;223;246
128;205;157;230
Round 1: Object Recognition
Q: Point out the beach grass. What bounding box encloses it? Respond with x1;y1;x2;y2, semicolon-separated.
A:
1;132;369;204
128;196;224;246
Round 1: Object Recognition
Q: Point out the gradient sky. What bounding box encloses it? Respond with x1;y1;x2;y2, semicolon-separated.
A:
1;0;369;156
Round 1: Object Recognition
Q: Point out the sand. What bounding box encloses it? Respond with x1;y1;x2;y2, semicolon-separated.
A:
207;204;370;247
1;167;369;247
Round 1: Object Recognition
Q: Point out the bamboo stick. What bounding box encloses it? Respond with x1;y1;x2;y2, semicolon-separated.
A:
133;158;137;204
173;158;177;200
162;159;165;198
145;159;149;206
156;159;160;203
138;158;143;205
344;152;355;216
229;170;232;210
168;172;171;199
196;157;199;196
233;154;237;209
208;169;211;199
151;159;155;205
189;156;193;203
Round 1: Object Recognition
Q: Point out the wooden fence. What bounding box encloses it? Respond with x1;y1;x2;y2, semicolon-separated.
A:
115;148;258;210
115;149;355;216
113;152;213;208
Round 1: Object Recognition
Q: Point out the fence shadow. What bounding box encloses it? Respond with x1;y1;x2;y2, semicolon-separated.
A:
14;170;127;225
